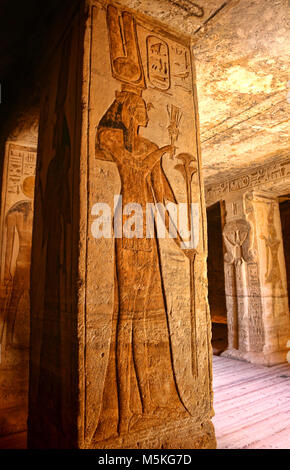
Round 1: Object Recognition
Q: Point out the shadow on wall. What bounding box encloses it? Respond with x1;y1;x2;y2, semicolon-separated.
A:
207;202;228;355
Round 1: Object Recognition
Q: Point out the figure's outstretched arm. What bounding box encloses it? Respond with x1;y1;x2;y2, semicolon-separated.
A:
143;144;175;170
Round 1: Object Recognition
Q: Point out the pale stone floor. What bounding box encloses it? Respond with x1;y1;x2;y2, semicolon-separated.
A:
212;355;290;449
0;356;289;449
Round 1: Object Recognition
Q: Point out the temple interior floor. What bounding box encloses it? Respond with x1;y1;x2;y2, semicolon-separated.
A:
0;356;289;449
212;356;290;449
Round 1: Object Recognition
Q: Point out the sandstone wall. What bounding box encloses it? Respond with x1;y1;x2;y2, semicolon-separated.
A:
28;0;216;449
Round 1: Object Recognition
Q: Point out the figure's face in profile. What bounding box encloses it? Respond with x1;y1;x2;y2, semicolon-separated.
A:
134;98;149;127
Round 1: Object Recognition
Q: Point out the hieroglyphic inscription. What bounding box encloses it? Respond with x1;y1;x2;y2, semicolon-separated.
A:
147;36;170;91
247;262;264;352
6;147;36;195
171;45;191;92
206;157;290;205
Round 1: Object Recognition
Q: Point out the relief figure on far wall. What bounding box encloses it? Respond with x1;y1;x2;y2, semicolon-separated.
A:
260;204;282;290
1;176;34;350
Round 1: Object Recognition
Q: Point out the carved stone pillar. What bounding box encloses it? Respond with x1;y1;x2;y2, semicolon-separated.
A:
28;0;216;449
222;190;290;365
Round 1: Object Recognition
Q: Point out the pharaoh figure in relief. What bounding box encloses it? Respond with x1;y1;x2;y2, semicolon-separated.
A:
1;176;34;349
93;5;197;441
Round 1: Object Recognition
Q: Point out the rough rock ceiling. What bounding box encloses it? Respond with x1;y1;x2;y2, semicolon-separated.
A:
194;0;290;184
120;0;290;184
118;0;231;34
0;0;289;186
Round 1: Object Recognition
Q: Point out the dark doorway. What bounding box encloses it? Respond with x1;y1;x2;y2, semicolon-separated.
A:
207;202;228;355
279;195;290;310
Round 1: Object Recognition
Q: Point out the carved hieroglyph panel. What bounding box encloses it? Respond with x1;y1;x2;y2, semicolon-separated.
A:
85;1;210;447
0;143;36;353
147;35;170;90
205;157;290;206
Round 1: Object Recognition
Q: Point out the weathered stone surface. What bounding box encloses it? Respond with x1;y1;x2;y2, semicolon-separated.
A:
115;0;230;36
28;0;216;449
193;0;289;183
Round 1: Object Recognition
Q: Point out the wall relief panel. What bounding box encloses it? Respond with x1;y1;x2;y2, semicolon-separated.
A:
84;1;211;448
0;143;36;435
0;144;36;353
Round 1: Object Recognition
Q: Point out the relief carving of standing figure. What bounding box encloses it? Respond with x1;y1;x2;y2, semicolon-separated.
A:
1;176;34;350
93;87;194;441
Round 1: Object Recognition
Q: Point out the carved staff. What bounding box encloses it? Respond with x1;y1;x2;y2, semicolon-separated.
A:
175;153;198;377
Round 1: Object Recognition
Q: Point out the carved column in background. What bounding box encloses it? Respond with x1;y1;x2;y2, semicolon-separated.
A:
222;190;290;365
28;0;216;449
0;141;37;437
